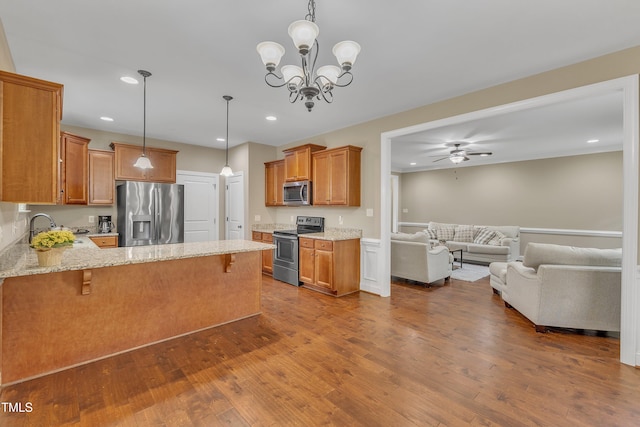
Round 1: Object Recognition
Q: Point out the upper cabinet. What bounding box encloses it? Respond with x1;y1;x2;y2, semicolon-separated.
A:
0;70;63;204
60;132;89;205
312;145;362;206
88;149;115;205
283;144;326;182
265;159;285;206
110;142;178;183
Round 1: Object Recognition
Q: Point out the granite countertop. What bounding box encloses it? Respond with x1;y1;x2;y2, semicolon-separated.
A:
0;237;274;279
252;224;362;241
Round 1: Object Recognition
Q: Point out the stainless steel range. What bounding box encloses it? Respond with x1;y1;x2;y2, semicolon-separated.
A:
272;216;324;286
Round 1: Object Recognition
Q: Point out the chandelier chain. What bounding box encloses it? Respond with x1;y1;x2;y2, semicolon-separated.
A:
306;0;316;22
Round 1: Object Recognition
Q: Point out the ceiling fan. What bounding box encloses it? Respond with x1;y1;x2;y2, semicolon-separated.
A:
432;143;493;164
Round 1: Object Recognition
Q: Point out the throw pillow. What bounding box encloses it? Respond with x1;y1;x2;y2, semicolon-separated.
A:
487;230;506;246
436;225;455;241
453;225;475;242
425;228;437;240
474;228;497;245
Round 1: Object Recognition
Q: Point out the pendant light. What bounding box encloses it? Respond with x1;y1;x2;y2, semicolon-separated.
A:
220;95;234;177
133;70;154;169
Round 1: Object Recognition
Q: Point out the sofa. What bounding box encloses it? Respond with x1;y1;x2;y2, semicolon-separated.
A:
390;231;453;285
423;222;520;264
500;243;622;332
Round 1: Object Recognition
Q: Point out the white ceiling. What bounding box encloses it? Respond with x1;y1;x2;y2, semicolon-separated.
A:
1;0;640;160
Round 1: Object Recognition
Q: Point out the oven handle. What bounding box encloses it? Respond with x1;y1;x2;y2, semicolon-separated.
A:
273;233;298;241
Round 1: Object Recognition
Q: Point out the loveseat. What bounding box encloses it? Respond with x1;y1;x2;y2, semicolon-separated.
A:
501;243;622;332
424;222;520;264
390;231;453;285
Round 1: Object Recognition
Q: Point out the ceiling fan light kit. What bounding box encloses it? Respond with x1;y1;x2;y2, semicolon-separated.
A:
256;0;361;112
432;143;493;164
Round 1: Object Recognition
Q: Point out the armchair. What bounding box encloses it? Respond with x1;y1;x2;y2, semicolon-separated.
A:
391;232;453;286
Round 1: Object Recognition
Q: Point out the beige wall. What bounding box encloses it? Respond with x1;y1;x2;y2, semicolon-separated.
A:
266;46;640;240
398;151;623;252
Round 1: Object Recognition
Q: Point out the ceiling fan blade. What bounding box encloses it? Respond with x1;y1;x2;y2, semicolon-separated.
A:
467;151;493;156
432;156;449;162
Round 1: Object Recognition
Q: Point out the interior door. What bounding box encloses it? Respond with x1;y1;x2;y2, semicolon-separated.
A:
225;172;245;240
177;171;219;242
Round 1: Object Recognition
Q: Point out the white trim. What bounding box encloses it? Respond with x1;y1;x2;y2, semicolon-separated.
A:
381;75;639;366
398;222;622;238
620;75;639;366
360;238;383;295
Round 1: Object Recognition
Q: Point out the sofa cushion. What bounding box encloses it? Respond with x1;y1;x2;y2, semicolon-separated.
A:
447;241;468;252
436;225;456;241
391;231;430;243
424;228;437;240
523;243;622;270
428;221;456;230
487;230;506;246
474;228;497;245
467;243;509;255
487;225;519;239
453;225;475;242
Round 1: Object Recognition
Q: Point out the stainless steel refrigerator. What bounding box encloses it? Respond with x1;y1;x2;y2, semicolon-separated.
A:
116;181;184;247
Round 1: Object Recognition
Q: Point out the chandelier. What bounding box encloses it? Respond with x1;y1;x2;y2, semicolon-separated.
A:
256;0;361;112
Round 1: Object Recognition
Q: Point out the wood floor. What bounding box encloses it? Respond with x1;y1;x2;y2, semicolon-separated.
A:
1;274;639;426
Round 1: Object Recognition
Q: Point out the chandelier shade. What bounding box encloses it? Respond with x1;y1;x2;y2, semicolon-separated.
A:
257;0;360;112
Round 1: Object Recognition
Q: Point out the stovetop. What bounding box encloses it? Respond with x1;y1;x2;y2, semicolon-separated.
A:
273;216;324;236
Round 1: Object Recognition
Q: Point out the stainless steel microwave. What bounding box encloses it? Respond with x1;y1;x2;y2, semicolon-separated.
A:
283;180;312;206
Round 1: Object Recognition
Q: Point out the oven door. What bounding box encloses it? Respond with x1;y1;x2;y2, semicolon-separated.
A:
272;233;301;286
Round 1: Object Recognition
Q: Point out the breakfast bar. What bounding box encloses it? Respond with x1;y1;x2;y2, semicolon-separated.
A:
0;238;273;385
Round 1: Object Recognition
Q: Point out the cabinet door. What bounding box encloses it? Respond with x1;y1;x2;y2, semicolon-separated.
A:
88;150;114;205
312;152;331;205
61;132;89;204
274;161;285;205
315;248;334;291
0;71;63;203
146;148;177;183
328;150;348;205
284;151;298;182
112;143;147;181
299;243;316;285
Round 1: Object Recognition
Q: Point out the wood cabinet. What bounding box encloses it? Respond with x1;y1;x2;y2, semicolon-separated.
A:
299;237;360;296
89;235;118;248
283;143;325;182
88;149;115;205
0;70;63;204
312;145;362;206
110;142;178;183
252;231;274;275
60;132;89;205
265;159;285;206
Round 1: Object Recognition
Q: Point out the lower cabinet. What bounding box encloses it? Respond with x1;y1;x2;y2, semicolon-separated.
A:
252;231;273;275
299;237;360;296
89;235;118;249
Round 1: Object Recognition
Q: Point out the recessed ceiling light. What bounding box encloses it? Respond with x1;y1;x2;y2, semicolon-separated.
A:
216;137;225;142
410;162;417;166
120;76;138;84
266;115;277;121
587;139;599;143
100;116;114;122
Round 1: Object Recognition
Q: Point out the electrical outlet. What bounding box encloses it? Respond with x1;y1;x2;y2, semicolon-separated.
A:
366;209;374;217
254;215;261;222
290;215;294;222
88;216;95;224
338;215;343;225
402;208;409;213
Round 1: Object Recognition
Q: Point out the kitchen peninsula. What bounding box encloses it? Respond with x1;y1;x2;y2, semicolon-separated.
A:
0;237;273;385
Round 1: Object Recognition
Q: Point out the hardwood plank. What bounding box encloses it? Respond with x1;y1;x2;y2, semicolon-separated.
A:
1;274;639;426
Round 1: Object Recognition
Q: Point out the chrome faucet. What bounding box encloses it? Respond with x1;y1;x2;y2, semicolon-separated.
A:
29;213;57;243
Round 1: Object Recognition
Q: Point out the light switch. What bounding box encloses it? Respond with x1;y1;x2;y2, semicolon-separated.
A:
366;209;374;217
402;208;408;213
254;215;261;222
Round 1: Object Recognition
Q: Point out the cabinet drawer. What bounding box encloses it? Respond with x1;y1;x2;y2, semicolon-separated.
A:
252;231;262;241
299;237;314;248
315;240;333;251
89;235;118;248
262;233;273;243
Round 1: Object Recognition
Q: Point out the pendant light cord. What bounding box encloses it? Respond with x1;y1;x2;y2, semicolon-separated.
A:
138;70;152;156
223;95;233;166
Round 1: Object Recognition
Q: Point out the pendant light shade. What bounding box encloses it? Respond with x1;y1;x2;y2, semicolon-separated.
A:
220;95;234;177
134;69;154;169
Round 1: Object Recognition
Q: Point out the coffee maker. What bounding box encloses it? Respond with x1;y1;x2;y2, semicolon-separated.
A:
98;215;113;233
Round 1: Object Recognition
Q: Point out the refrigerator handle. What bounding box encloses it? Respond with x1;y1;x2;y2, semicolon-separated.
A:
154;187;160;242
